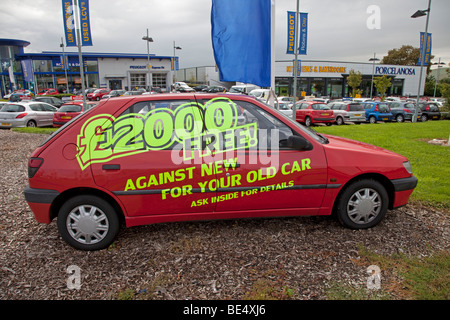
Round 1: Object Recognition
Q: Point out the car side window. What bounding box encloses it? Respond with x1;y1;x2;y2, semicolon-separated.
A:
30;104;43;111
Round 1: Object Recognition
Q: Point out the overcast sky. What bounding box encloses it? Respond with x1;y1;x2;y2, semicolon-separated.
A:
1;0;449;69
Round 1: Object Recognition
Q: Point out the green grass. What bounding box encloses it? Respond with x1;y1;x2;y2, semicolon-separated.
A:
12;127;57;134
315;121;450;209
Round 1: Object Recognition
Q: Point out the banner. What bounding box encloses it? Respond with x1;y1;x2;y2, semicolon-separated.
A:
417;32;432;66
299;12;308;55
211;0;271;87
21;60;34;82
286;11;296;54
62;0;93;47
79;1;93;46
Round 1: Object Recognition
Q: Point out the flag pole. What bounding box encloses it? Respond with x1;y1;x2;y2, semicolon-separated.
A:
73;0;87;111
292;0;299;121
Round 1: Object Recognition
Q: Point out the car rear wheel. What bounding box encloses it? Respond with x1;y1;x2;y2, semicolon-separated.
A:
305;116;312;127
57;195;120;250
396;114;404;122
336;117;344;125
26;120;37;127
336;179;388;229
369;116;377;124
420;114;428;122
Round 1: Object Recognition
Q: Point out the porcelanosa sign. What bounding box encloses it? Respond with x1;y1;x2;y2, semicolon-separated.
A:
375;66;416;76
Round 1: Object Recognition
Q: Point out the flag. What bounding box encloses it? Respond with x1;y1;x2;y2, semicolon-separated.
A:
298;12;308;55
62;0;93;47
286;11;296;54
211;0;271;87
417;32;432;66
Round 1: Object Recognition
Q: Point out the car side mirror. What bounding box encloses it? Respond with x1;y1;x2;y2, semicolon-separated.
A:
287;135;313;151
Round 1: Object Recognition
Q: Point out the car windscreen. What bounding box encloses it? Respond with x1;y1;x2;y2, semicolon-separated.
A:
0;104;25;112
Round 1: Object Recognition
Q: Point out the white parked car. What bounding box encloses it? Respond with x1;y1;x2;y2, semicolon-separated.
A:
0;101;57;128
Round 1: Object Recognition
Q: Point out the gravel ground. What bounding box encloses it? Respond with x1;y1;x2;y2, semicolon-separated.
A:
0;129;448;300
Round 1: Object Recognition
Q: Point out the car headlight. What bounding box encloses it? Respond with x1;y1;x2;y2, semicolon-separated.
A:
403;161;413;174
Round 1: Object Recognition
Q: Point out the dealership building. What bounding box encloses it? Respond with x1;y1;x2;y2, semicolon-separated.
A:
1;38;425;99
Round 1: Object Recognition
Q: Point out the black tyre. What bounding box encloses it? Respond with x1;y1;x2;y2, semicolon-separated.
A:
26;120;37;127
57;195;120;250
396;114;404;123
305;116;312;127
420;114;428;122
336;179;388;229
369;116;377;124
336;116;344;125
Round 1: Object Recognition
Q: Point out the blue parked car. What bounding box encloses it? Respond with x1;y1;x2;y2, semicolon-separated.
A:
362;102;393;124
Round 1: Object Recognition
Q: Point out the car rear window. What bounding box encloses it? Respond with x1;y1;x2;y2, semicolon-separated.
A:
311;103;330;110
59;105;82;112
0;104;25;112
348;104;364;111
379;104;390;113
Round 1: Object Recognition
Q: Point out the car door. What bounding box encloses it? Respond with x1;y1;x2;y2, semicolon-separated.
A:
196;96;328;215
40;103;57;126
89;97;216;217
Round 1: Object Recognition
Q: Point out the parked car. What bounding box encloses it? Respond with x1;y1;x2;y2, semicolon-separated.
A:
204;86;228;93
277;96;294;108
102;90;126;99
87;88;111;101
173;82;195;92
123;91;143;96
361;102;393;123
328;102;366;125
276;102;293;118
0;101;57;128
52;101;98;127
3;89;33;100
33;96;64;108
193;85;208;92
418;102;441;121
249;89;270;102
24;93;418;250
386;101;418;122
37;88;59;96
294;100;335;126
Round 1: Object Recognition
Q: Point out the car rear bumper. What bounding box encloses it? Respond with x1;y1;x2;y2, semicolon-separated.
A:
24;186;60;223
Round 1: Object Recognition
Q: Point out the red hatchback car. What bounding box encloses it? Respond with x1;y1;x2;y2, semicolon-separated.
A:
24;93;417;250
295;100;335;126
52;101;98;127
87;88;111;101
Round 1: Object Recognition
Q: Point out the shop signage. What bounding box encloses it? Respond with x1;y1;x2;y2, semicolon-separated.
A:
375;66;416;76
286;65;347;74
130;65;165;70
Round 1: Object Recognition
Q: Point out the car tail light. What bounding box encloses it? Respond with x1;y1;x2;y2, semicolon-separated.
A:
404;109;412;113
15;113;28;119
374;106;379;111
426;105;430;111
28;157;44;178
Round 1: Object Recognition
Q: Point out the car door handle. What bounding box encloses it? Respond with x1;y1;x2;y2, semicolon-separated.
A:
102;164;120;170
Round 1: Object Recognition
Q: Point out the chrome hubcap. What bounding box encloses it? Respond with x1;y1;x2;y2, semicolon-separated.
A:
346;188;381;224
66;205;109;244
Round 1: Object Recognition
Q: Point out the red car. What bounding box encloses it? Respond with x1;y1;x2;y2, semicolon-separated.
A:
87;88;111;101
52;101;98;127
24;93;417;250
295;100;335;126
37;88;59;96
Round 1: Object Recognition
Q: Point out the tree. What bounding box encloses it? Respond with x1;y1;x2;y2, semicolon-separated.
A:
373;75;392;100
347;69;362;98
381;45;434;74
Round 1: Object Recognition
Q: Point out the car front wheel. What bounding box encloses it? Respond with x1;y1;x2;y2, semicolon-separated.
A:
305;117;312;127
57;195;120;250
336;179;388;229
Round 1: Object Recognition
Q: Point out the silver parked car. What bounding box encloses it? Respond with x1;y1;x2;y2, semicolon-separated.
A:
0;101;57;128
328;101;366;125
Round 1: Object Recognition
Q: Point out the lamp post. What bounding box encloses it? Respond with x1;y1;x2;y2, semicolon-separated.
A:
411;0;431;123
433;58;445;97
142;29;154;91
369;53;380;99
